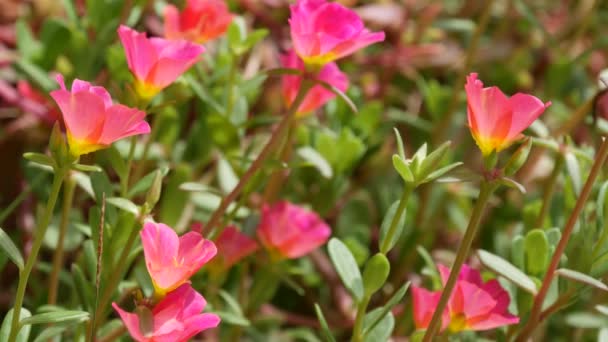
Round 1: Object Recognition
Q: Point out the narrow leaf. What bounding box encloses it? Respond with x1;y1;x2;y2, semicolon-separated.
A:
379;200;407;253
393;128;406;159
314;304;336;342
20;310;89;325
362;282;410;335
0;227;24;270
477;249;537;294
297;147;333;178
556;268;608;291
392;155;414;183
105;197;140;216
0;308;32;342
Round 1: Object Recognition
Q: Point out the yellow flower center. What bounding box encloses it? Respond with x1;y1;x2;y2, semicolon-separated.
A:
448;313;468;333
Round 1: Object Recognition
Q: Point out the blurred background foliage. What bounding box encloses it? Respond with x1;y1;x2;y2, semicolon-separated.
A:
1;0;608;341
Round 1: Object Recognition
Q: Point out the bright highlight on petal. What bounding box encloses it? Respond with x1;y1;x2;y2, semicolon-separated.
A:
141;221;217;296
289;0;385;68
164;0;233;44
412;264;519;333
113;284;220;342
49;74;150;157
281;49;349;116
465;73;551;156
117;25;205;100
257;201;331;259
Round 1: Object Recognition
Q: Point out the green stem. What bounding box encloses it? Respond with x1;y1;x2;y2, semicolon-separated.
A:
8;168;67;342
515;137;608;342
380;185;413;254
536;153;564;229
422;181;497;342
132;117;162;185
93;216;143;330
121;136;137;197
48;174;77;305
225;54;240;118
262;118;297;203
202;80;314;236
351;296;371;342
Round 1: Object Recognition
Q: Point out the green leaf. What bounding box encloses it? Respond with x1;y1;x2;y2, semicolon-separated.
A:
0;227;24;270
524;229;549;276
178;182;221;194
23;153;55;168
498;177;527;194
0;308;32;342
362;282;410;335
72;264;94;311
327;238;364;302
106;197;140;216
33;325;69;342
215;311;250;326
393;128;406;159
565;152;582;196
219;290;244;316
217;155;238;194
297;147;333;178
15;20;42;61
421;162;463;184
314;304;336;342
317;80;358;113
378;200;407;254
392;155;414;183
556;268;608;291
419;141;451;177
72;164;102;173
363;308;394;342
362;253;390;296
21;310;89;325
129;166;169;198
102;146;128;179
14;60;55;92
565;312;608;328
477;249;537;294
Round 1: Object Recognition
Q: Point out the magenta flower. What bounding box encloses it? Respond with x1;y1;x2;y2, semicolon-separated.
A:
164;0;233;44
141;222;217;296
50;74;150;157
466;73;551;156
412;264;519;333
289;0;385;68
257;201;331;259
281;49;348;115
113;284;220;342
213;226;259;269
118;25;205;100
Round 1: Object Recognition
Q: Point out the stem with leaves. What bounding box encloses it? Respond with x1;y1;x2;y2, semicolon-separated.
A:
262;119;297;203
422;180;497;342
351;295;371;342
8;168;67;342
380;185;413;254
516;137;608;341
202;79;313;235
536;153;564;228
48;173;77;305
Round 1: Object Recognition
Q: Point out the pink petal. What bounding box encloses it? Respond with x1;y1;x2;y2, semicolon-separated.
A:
454;281;497;319
178;232;217;273
100;105;150;145
49;89;106;142
467;312;519;331
141;222;181;289
117;25;158;81
112;303;147;341
506;93;551;141
412;286;449;331
481;279;511;314
180;313;221;340
145;38;204;89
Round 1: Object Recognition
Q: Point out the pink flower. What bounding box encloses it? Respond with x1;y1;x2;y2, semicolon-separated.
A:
118;25;205;100
113;284;220;342
141;222;217;296
164;0;233;44
289;0;385;67
281;49;348;115
213;226;259;269
49;75;150;157
466;73;551;156
257;201;331;259
412;264;519;333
